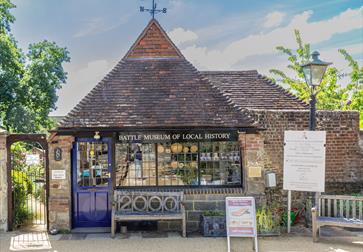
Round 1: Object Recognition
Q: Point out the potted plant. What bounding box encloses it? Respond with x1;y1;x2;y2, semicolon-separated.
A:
200;210;226;237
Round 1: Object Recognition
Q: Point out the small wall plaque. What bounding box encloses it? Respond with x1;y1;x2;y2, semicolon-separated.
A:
52;170;66;180
54;147;62;161
248;166;262;178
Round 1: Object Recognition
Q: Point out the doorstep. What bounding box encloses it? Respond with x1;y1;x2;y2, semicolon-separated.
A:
71;227;111;234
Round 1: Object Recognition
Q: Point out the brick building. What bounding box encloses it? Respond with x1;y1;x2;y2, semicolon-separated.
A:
42;19;362;233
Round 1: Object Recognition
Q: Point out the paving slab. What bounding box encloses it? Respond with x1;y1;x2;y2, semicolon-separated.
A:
86;233;113;240
0;229;362;252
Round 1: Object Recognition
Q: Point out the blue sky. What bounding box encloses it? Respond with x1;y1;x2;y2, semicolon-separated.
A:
10;0;363;116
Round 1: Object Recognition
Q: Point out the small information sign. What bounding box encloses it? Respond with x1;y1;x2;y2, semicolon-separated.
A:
52;170;66;180
225;197;258;252
26;154;40;166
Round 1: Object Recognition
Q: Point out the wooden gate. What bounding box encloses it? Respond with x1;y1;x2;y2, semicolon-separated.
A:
6;134;49;231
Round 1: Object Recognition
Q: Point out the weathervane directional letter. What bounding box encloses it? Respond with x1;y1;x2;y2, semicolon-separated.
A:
140;0;167;19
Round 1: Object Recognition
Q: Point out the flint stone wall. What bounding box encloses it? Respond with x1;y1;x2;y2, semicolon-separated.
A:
0;132;7;231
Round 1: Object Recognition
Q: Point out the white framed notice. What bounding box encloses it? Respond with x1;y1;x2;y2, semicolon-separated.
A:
25;154;40;165
52;170;66;180
225;197;258;252
283;131;326;192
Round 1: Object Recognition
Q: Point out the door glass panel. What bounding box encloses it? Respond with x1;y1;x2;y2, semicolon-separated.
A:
77;142;109;187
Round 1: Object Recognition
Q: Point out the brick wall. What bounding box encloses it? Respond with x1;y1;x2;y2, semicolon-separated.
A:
48;135;74;231
247;109;363;195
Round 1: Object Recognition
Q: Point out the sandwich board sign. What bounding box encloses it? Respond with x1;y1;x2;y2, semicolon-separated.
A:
225;197;258;252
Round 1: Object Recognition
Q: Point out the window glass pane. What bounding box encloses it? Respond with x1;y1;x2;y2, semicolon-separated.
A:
115;140;241;187
157;142;199;186
200;141;241;185
77;142;109;187
115;143;156;186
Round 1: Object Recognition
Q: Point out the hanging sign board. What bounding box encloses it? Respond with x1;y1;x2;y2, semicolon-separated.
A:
118;130;238;143
283;131;326;192
52;170;66;180
25;154;40;165
225;197;258;252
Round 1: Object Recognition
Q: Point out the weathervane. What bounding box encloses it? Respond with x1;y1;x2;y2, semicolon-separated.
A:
140;0;167;19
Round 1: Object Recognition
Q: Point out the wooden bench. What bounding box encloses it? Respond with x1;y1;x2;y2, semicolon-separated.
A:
111;190;186;238
312;195;363;242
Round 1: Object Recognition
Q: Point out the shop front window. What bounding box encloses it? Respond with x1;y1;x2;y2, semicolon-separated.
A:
115;140;241;187
199;142;241;185
115;143;156;186
157;143;199;186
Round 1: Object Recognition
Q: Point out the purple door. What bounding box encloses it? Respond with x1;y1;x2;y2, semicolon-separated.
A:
72;138;112;228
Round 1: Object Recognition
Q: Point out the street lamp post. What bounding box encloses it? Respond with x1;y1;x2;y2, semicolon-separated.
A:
301;51;332;131
301;51;332;210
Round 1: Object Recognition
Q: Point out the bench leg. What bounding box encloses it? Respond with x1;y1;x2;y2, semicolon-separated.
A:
182;216;186;238
312;208;318;242
111;219;116;238
312;223;319;242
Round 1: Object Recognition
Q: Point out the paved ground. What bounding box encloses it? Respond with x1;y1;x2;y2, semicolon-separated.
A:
0;227;362;252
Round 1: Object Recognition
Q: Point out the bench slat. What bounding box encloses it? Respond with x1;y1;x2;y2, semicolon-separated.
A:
352;200;356;219
339;199;344;218
359;201;362;220
319;197;322;216
346;200;350;219
317;216;363;228
322;198;325;216
327;199;331;217
115;214;183;221
320;195;363;200
333;199;337;217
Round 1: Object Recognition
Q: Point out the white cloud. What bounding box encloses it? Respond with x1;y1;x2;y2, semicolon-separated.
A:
181;7;363;70
168;27;198;46
51;59;116;115
74;14;133;38
263;11;286;28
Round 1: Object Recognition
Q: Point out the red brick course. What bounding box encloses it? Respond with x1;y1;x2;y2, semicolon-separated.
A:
126;21;182;59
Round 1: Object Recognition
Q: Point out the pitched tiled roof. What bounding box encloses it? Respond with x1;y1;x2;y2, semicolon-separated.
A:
59;20;256;129
59;59;256;129
59;19;307;130
201;71;308;110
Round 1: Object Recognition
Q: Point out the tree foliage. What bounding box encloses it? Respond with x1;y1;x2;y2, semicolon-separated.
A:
0;0;70;133
338;49;363;128
270;30;362;128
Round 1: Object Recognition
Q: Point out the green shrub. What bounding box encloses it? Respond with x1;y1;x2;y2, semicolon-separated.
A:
256;206;280;233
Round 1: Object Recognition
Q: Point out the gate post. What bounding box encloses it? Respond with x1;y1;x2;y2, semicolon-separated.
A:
48;135;74;231
0;130;8;231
